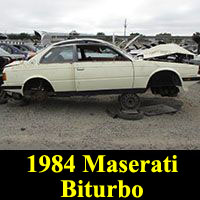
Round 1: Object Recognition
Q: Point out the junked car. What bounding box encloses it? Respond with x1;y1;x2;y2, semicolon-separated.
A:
0;56;10;104
0;48;25;104
13;44;37;59
0;43;29;59
1;38;200;108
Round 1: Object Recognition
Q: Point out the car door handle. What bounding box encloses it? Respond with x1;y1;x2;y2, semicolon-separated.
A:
77;67;85;71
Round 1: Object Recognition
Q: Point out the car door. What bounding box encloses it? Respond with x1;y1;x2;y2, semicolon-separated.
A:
74;44;134;91
38;45;76;92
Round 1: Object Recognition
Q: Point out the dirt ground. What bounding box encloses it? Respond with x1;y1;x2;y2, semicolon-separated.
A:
0;83;200;150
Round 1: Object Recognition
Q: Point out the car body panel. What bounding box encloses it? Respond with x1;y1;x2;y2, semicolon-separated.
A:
140;43;194;59
74;61;134;91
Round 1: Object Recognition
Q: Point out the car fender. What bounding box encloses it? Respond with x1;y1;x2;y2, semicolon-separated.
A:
22;75;55;91
146;67;183;87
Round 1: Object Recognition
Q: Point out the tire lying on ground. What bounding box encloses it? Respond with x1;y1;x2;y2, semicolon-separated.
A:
106;105;144;121
119;93;141;110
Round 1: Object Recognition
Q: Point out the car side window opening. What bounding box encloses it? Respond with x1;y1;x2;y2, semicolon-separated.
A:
77;45;129;62
40;46;73;64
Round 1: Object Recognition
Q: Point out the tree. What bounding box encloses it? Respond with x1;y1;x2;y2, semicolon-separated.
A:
155;33;172;43
97;32;105;36
130;33;140;37
192;32;200;54
7;33;35;40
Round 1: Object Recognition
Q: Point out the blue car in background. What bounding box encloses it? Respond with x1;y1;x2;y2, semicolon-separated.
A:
13;44;37;53
0;43;28;59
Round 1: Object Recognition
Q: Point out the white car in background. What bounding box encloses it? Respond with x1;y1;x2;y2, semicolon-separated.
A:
1;39;200;108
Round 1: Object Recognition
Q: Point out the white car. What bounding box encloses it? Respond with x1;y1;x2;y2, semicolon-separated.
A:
1;38;200;108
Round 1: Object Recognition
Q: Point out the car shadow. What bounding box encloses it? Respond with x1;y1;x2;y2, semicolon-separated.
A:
6;95;183;114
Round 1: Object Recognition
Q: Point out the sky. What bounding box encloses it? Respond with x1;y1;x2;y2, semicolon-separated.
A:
0;0;200;36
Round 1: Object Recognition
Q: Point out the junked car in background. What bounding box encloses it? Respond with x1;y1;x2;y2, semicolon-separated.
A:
13;44;37;58
13;44;37;52
0;47;25;104
1;38;200;108
0;43;30;59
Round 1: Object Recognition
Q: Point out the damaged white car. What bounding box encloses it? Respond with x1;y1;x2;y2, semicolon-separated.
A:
1;39;200;108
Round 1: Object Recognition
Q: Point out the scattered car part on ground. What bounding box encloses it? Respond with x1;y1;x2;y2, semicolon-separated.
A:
106;104;144;121
1;38;200;107
106;102;180;120
140;104;178;116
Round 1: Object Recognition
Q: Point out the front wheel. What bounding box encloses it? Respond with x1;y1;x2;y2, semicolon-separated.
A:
118;93;141;110
24;80;49;103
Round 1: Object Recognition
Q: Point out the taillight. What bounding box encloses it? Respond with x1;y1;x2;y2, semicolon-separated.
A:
2;73;7;81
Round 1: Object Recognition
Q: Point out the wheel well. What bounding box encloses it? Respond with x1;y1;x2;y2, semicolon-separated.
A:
23;78;54;94
147;70;182;88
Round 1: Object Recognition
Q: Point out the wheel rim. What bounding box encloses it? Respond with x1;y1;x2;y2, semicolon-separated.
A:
120;94;141;110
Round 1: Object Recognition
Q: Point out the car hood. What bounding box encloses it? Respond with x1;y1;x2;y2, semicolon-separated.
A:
4;60;26;68
140;43;195;59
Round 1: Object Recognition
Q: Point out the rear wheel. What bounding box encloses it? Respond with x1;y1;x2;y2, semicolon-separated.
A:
151;86;179;97
118;93;141;110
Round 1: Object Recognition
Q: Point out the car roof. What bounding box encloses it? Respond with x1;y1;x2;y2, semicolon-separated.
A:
53;38;110;47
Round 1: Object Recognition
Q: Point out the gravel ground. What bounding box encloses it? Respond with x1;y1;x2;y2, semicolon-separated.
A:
0;83;200;150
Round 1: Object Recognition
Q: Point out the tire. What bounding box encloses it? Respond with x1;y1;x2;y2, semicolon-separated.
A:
119;93;141;110
117;109;144;120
